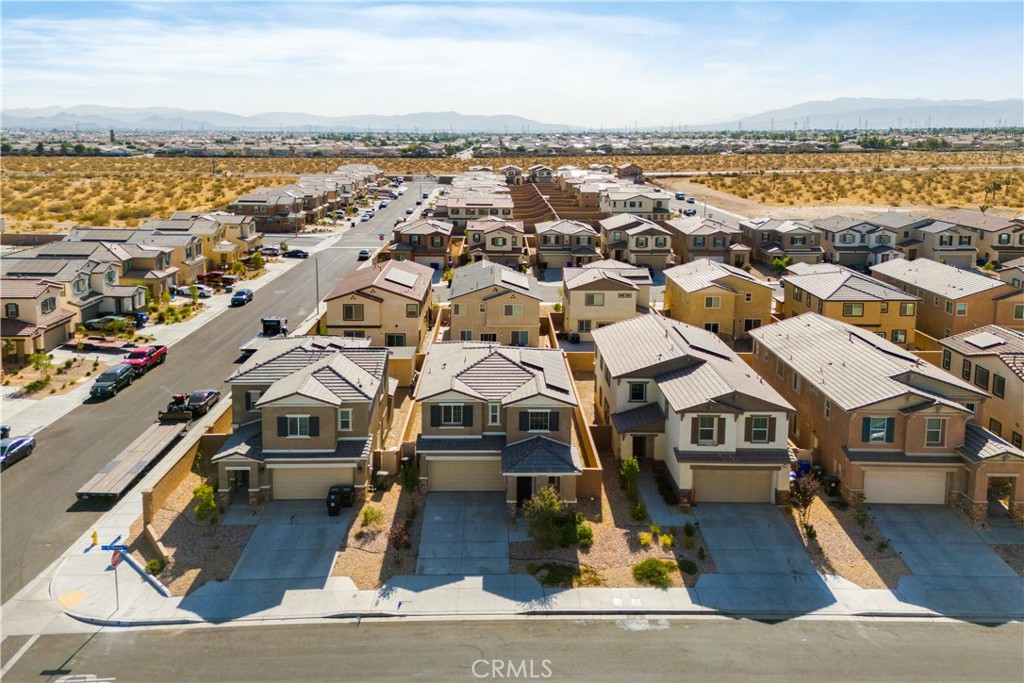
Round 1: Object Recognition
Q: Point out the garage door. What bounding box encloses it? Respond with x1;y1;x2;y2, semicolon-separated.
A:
272;467;353;500
429;459;504;492
43;325;68;352
864;469;946;505
693;468;773;503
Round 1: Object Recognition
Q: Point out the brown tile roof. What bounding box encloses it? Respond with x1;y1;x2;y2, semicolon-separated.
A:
325;260;433;302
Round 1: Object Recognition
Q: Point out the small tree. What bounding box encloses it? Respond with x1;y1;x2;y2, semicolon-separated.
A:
279;240;289;252
620;456;640;501
230;260;247;277
250;252;265;270
189;284;199;305
524;486;569;550
771;255;793;276
161;289;172;304
792;474;821;527
192;483;218;524
28;351;52;379
105;319;128;337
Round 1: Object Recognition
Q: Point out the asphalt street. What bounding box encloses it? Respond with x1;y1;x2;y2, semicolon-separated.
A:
0;181;435;603
3;618;1022;682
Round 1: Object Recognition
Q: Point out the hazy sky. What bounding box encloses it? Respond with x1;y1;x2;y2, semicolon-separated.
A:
2;1;1021;126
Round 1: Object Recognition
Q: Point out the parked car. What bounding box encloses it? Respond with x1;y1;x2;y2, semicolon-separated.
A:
83;315;128;331
358;249;371;261
675;193;686;200
283;249;309;259
0;435;35;470
415;200;422;206
422;193;429;199
405;208;414;215
193;284;214;298
123;345;168;375
132;312;149;327
185;389;221;416
260;246;281;257
397;187;407;195
683;208;697;216
360;214;372;222
231;288;254;306
379;200;389;208
686;197;696;204
90;363;135;399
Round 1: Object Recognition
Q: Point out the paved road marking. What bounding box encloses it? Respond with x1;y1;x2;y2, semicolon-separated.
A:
1;634;38;678
58;590;86;608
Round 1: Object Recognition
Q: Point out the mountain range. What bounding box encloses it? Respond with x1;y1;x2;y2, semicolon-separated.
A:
2;99;1021;133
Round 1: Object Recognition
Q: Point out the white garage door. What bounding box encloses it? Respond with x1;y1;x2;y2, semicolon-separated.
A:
864;469;946;505
693;468;773;503
273;467;353;500
429;459;504;491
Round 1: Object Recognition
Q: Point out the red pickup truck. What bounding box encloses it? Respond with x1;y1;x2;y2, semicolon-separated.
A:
124;345;168;375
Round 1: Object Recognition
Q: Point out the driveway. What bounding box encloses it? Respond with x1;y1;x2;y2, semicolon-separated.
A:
416;492;508;575
228;501;353;582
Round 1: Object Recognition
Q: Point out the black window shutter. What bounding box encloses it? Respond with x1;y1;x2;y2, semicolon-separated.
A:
245;392;252;411
277;416;287;436
767;417;776;442
463;405;473;427
549;411;559;432
691;418;699;444
309;416;320;437
431;405;441;427
861;418;871;442
744;417;753;442
884;417;895;443
520;411;529;431
717;417;726;445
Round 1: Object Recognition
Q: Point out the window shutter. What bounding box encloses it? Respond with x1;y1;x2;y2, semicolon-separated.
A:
431;405;441;427
690;418;699;444
520;411;529;431
717;417;726;445
245;392;253;411
861;417;871;443
309;416;320;437
549;411;559;432
768;417;776;442
277;416;287;436
744;417;752;442
463;405;473;427
884;417;895;443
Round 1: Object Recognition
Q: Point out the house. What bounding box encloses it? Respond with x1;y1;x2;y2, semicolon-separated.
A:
581;259;653;305
561;266;645;341
445;194;515;229
739;218;824;265
867;212;977;268
386;218;455;270
937;208;1024;264
216;336;392;504
464;217;527;268
592;314;794;504
938;326;1024;448
528;165;554;184
449;260;543;346
750;313;1023;521
124;232;204;287
997;257;1024;288
499;165;524;185
663;259;773;341
814;216;903;268
323;259;433;348
597;214;672;268
534;219;601;269
227;191;305;234
870;258;1024;338
779;264;920;345
414;342;582;509
615;162;644;183
599;189;671;221
664;216;746;267
1;278;76;364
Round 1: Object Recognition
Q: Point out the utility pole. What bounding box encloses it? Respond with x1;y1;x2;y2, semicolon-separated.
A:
314;256;321;314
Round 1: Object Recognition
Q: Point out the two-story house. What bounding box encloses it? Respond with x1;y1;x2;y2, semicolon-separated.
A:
998;257;1024;289
500;165;524;185
593;314;794;504
228;191;305;233
465;217;527;268
1;277;76;363
597;214;673;268
534;219;601;269
580;259;653;304
561;267;644;341
615;162;644;184
528;165;554;184
599;189;671;221
386;218;455;270
445;195;515;229
870;258;1024;338
779;263;920;345
449;261;542;346
740;218;824;265
215;336;391;505
751;313;1023;520
324;259;433;348
664;216;746;267
938;326;1024;448
938;208;1024;265
415;342;582;508
867;211;977;268
663;258;773;342
815;216;904;268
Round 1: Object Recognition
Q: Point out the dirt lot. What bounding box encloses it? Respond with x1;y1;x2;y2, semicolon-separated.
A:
785;493;910;589
127;471;254;596
1;356;111;397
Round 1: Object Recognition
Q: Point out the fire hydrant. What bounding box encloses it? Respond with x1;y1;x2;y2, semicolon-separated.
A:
91;531;99;546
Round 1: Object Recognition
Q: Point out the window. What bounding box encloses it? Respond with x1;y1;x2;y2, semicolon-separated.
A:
635;237;648;248
1012;432;1022;449
945;300;953;314
993;374;1005;399
406;303;418;318
999;233;1012;245
750;416;769;443
705;296;721;309
878;235;891;245
480;333;497;342
342;304;364;321
892;330;907;344
713;236;725;248
410;235;420;245
617;292;632;299
791;372;801;393
958;235;971;246
452;303;466;316
961;359;972;380
818;301;824;314
955;302;967;316
629;382;647;402
492;237;506;247
385;333;406;346
941;349;951;370
613;231;622;242
441;404;464;425
578;320;592;332
880;302;889;314
791;236;807;246
73;278;86;294
974;365;989;390
863;417;893;443
965;402;976;414
38;296;57;314
752;340;760;356
824;399;832;420
899;302;916;316
431;236;442;247
776;357;785;378
338;410;352;431
479;303;486;313
989;418;1002;436
697;416;717;445
842;303;864;318
343;330;365;338
655;237;667;248
584;293;605;307
4;303;19;318
805;295;812;309
286;415;310;437
744;292;753;303
528;411;550;431
459;330;472;341
793;288;803;303
504;304;522;317
1015;304;1024;320
704;322;720;333
939;235;952;247
489;403;500;426
694;237;706;248
472;232;481;242
106;271;116;284
925;418;946;446
511;330;529;345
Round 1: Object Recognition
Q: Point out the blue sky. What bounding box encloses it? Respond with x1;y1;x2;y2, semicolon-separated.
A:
2;2;1021;126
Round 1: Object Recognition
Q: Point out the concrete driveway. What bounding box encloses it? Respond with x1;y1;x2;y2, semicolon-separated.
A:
229;500;353;582
416;492;508;575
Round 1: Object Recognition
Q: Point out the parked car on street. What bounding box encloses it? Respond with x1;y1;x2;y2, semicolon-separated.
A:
360;214;371;222
379;200;389;208
260;246;281;257
405;207;414;215
123;345;168;375
683;208;697;216
686;197;696;204
83;315;128;331
231;288;254;306
0;435;35;470
184;389;221;416
90;363;135;399
193;284;214;298
675;193;686;200
422;193;429;199
283;249;309;259
358;249;371;261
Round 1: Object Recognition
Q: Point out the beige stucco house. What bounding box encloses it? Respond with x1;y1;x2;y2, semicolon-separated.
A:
448;261;543;347
663;259;773;342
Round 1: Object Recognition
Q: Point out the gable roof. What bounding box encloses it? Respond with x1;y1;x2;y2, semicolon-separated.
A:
255;352;383;406
869;258;1010;299
226;336;376;384
562;267;637;292
866;212;932;230
534;219;598;236
325;259;432;302
581;258;653;285
958;423;1024;462
449;260;542;301
938;209;1016;233
0;277;63;299
664;258;770;293
599;213;659;231
393;218;454;236
502;436;582;475
784;266;919;302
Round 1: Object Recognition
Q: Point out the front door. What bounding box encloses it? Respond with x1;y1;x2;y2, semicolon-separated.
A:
632;435;647;459
517;476;533;504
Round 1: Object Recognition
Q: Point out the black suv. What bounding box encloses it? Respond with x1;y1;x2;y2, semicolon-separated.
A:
90;363;135;399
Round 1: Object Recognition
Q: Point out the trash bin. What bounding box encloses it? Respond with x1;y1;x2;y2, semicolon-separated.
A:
824;476;841;498
796;459;811;477
325;485;343;516
810;465;825;481
339;484;355;508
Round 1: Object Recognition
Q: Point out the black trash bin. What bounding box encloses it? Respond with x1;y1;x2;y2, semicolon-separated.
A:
810;465;825;481
325;485;343;516
339;484;355;508
823;476;841;498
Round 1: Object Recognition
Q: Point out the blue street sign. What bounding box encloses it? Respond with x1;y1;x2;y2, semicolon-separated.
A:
111;535;122;545
101;544;130;551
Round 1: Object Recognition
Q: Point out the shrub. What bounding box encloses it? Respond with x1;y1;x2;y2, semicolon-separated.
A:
524;486;571;549
649;524;661;537
683;522;696;537
399;461;420;490
24;377;51;393
802;523;817;540
792;474;821;526
683;535;695;549
619;456;639;500
638;531;652;547
632;558;675;587
63;359;74;369
192;484;218;524
875;540;888;552
678;560;698;575
741;262;753;272
660;533;674;549
361;505;384;528
655;472;677;505
697;546;706;562
145;558;166;575
576;523;594;549
630;501;648;521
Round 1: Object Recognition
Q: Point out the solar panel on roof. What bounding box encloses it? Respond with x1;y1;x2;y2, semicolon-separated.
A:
384;268;418;289
964;332;1006;350
499;270;529;289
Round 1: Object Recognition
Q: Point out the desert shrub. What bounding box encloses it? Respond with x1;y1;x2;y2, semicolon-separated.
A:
576;523;594;549
619;456;639;501
399;461;420;490
678;560;698;575
649;524;661;537
145;558;166;575
803;523;817;540
683;535;695;549
524;486;573;549
638;531;652;547
361;505;384;528
875;540;888;552
683;522;696;537
655;472;678;505
632;558;676;587
630;501;647;521
660;533;674;549
697;546;706;562
24;377;51;393
192;484;218;524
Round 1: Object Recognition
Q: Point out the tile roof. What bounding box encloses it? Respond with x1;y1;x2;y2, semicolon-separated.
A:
393;218;454;236
416;435;507;452
841;447;963;464
598;214;659;232
958;424;1024;462
938;325;1024;357
869;258;1011;299
810;216;865;232
449;260;542;301
750;313;986;411
866;212;931;230
534;219;598;236
581;259;653;284
0;277;61;299
938;209;1016;233
665;217;741;237
673;448;791;464
226;336;376;384
562;267;637;291
664;258;771;294
255;352;383;406
325;259;433;302
611;402;666;433
785;266;919;302
502;436;582;475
